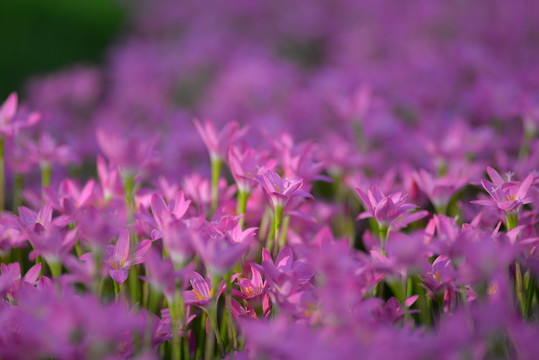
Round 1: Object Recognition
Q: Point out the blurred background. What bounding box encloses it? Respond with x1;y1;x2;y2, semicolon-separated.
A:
0;0;124;98
2;0;539;183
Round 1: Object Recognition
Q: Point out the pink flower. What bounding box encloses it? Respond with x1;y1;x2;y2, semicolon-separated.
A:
472;167;534;213
96;129;159;174
25;132;76;168
103;229;151;285
193;119;248;161
228;145;276;193
0;93;40;137
237;265;266;299
253;170;313;210
356;185;423;229
150;192;191;230
413;169;468;213
183;271;216;307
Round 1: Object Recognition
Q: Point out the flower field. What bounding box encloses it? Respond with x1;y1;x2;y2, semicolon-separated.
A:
1;1;539;359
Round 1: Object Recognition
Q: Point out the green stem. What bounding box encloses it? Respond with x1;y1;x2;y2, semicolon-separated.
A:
48;260;62;278
128;265;139;305
114;281;121;301
273;205;284;258
225;273;238;351
92;250;102;296
265;215;275;254
196;312;207;360
41;163;51;191
278;215;290;252
207;276;224;359
516;261;526;315
170;290;182;360
12;173;23;211
0;136;4;212
210;158;222;215
378;224;388;256
122;172;135;221
506;213;518;230
236;190;250;228
524;273;535;319
434;202;447;216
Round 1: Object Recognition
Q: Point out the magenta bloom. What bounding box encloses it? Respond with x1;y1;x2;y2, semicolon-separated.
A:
0;93;40;137
103;229;151;285
191;224;249;275
193;119;248;161
471;167;534;214
183;271;216;307
237;264;266;299
413;169;468;213
356;185;422;229
26;132;76;169
253;170;313;210
150;192;191;231
97;155;123;201
96;129;159;174
228;145;276;193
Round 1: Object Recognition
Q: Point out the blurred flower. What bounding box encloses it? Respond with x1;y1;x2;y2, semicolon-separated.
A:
103;229;151;285
0;93;40;137
194;119;248;161
356;185;425;230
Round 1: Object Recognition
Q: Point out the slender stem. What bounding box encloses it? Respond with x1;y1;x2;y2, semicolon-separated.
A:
273;205;284;257
12;173;23;211
378;224;388;256
128;266;140;305
122;172;135;220
506;213;518;230
225;273;238;350
516;261;525;315
210;157;222;215
170;290;181;360
0;136;4;212
265;215;275;254
196;312;207;360
48;260;62;278
278;215;290;252
525;273;535;319
41;162;51;191
114;281;121;302
92;250;103;296
236;190;250;228
434;202;447;216
207;275;224;359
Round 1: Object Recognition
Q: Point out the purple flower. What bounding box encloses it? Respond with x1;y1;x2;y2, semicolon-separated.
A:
183;271;217;307
356;185;424;229
472;167;534;214
237;264;266;299
0;93;40;137
103;229;151;285
25;132;77;169
228;145;276;193
193;119;248;161
191;222;249;275
254;170;313;210
150;192;191;230
413;169;468;213
96;129;159;175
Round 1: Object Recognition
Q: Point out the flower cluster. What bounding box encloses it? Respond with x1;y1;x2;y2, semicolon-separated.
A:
1;0;539;359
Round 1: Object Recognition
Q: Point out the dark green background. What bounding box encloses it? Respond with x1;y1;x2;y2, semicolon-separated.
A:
0;0;124;99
